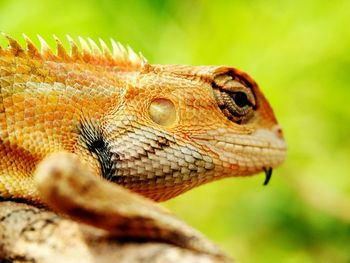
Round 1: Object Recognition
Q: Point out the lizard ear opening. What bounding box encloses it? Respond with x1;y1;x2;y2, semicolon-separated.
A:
212;73;256;124
149;98;177;127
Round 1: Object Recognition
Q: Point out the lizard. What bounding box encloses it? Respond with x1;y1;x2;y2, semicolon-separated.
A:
0;33;287;262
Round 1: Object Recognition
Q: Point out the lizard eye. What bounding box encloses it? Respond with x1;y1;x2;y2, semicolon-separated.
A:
233;92;250;107
213;74;256;124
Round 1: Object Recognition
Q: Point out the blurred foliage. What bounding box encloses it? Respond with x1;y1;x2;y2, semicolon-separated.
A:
1;0;350;262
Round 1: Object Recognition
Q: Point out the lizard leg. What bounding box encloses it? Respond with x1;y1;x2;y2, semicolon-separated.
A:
34;151;229;260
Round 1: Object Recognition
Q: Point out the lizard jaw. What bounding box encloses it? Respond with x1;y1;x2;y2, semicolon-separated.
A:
191;126;287;177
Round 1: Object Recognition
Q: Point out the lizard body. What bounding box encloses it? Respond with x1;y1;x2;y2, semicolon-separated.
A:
0;34;286;262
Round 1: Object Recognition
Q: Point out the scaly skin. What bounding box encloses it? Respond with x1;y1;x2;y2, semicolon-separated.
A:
0;34;286;262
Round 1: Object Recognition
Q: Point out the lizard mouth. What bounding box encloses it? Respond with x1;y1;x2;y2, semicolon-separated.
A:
191;127;287;175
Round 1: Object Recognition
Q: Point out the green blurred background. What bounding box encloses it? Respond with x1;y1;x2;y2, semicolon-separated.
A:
1;0;349;262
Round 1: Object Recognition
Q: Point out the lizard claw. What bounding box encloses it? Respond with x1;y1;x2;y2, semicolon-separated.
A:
263;167;273;186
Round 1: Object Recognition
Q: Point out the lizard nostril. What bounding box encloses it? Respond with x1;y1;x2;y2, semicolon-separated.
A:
273;125;284;139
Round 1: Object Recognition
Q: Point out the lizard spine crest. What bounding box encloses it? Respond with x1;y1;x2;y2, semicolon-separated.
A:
0;33;148;70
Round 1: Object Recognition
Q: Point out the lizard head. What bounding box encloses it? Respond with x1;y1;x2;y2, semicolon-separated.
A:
87;64;287;201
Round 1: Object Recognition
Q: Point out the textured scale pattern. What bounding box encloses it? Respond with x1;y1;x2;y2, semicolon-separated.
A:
0;34;286;203
0;34;286;262
0;34;144;201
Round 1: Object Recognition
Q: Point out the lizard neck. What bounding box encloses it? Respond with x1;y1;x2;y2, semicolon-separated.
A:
0;56;139;203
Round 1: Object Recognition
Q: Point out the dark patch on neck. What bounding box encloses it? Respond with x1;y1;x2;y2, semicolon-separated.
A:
79;119;116;181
